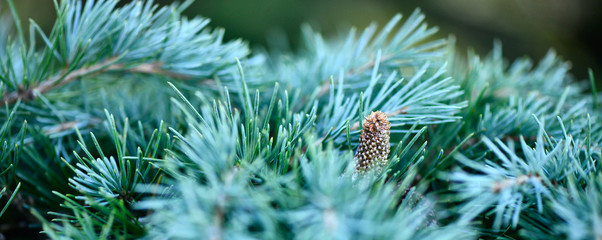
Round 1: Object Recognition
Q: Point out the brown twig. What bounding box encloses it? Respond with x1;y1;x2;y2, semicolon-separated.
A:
42;118;103;135
107;62;188;79
0;58;187;107
1;57;118;106
492;173;543;193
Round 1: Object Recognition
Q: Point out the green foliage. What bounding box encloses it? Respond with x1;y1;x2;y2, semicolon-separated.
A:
0;102;24;219
449;119;596;230
0;0;600;239
550;173;602;240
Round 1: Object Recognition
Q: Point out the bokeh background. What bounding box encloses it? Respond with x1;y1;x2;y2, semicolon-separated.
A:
5;0;602;80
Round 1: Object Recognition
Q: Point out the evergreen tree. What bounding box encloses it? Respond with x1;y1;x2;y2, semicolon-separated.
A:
0;0;600;239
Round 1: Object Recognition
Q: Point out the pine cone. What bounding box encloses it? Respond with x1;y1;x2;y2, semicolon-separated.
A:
354;111;391;173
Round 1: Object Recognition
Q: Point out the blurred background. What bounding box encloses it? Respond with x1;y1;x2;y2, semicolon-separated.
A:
4;0;602;80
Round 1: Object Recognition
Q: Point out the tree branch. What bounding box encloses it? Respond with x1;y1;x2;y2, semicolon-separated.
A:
492;174;544;193
0;58;189;107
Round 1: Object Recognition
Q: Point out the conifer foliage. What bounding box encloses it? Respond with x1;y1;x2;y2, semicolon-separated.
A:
0;0;600;239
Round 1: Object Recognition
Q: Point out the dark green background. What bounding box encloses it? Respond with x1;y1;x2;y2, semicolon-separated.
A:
5;0;602;79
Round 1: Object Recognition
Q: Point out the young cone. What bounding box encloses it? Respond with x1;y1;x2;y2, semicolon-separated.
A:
355;111;391;173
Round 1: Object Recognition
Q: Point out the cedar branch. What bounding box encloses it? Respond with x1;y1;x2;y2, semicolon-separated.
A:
0;58;188;106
